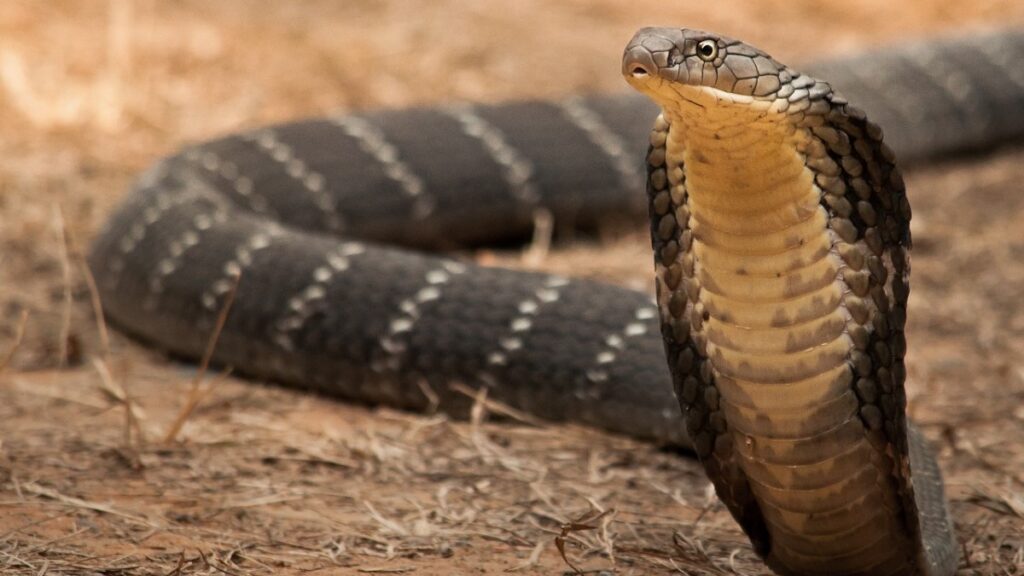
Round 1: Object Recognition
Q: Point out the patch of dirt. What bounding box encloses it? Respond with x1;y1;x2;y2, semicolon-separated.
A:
1;1;1023;574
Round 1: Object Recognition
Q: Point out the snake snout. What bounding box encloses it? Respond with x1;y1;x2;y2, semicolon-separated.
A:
622;45;657;79
623;28;687;82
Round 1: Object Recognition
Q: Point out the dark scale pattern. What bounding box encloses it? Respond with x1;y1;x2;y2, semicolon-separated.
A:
806;89;926;567
643;115;772;556
89;163;691;445
803;31;1024;162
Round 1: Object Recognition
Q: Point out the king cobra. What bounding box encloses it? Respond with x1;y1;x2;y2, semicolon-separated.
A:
89;29;1024;575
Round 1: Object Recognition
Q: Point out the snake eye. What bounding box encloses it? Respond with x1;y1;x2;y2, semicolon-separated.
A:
696;40;718;62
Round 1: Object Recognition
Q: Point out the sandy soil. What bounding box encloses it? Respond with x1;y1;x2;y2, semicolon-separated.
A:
1;1;1023;574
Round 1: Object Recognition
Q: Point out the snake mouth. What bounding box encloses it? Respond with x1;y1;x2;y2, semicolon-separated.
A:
630;65;651;78
622;44;660;80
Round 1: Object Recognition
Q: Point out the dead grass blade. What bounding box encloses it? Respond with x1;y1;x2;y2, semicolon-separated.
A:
522;207;554;267
22;481;157;528
449;382;546;428
76;240;111;361
91;357;147;454
62;204;141;452
505;540;546;572
0;310;29;375
162;271;241;443
57;198;112;360
54;204;73;367
967;487;1024;519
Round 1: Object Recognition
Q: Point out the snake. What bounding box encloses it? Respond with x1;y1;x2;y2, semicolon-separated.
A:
87;28;1024;575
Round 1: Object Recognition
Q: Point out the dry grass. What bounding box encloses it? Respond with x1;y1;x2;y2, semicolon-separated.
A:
1;1;1023;574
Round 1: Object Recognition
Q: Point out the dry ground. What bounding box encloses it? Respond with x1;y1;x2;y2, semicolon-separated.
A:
1;1;1023;574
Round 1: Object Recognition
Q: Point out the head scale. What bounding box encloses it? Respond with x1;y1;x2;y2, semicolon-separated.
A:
622;28;798;112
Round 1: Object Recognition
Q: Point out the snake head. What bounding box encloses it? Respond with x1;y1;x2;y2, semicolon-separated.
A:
623;28;811;117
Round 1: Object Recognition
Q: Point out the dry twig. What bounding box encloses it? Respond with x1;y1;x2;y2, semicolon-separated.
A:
555;507;614;575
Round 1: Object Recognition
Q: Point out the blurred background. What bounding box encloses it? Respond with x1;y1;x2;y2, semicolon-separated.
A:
0;1;1022;574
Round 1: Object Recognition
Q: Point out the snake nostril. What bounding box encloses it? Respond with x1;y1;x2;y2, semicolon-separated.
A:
631;65;650;77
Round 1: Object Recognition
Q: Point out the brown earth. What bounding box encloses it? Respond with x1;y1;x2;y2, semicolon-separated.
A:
1;1;1023;574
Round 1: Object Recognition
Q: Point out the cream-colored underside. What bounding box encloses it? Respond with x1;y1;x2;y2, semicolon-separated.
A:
663;92;913;574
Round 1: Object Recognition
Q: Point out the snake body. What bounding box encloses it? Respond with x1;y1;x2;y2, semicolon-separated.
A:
89;30;1024;575
624;28;969;575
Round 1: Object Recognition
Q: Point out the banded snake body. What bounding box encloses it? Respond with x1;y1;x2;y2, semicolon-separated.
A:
89;29;1024;575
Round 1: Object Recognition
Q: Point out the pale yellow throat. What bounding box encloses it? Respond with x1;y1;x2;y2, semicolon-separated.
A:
664;101;854;430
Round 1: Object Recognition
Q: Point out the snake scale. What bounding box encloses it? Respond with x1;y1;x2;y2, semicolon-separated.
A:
89;29;1024;575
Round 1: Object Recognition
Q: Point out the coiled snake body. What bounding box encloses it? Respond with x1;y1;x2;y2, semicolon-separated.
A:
90;29;1024;575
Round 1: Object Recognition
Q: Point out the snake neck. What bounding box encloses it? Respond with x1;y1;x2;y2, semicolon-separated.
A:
664;107;858;417
656;107;921;572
